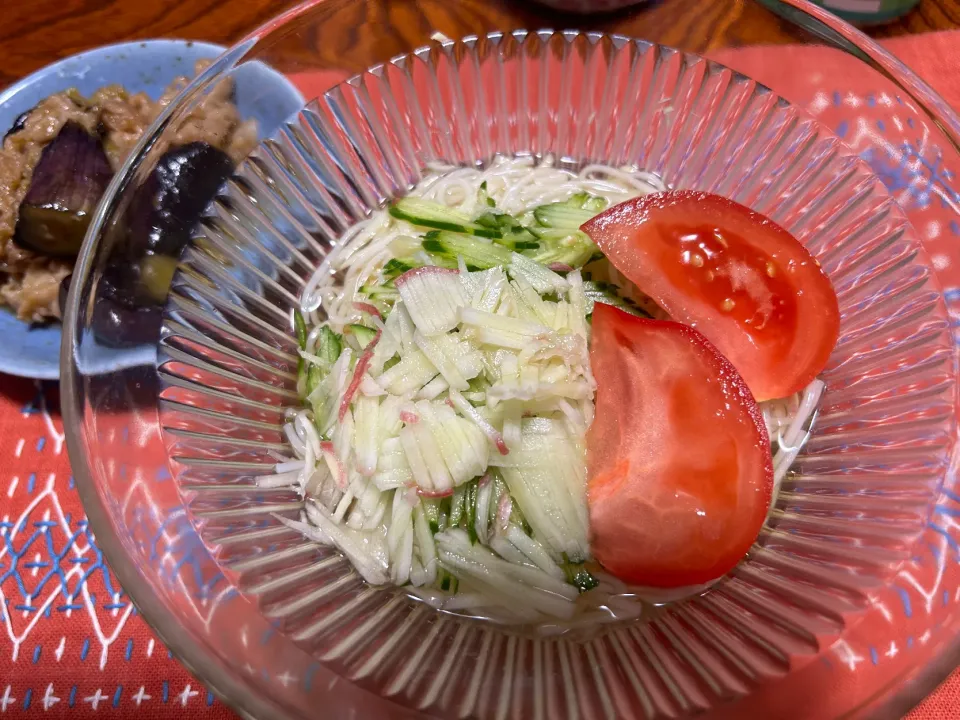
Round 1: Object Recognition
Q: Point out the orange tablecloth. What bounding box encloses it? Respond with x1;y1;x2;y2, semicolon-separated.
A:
3;27;960;720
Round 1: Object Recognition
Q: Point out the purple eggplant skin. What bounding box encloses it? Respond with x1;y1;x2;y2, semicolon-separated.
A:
59;271;159;346
125;142;233;261
4;109;31;140
13;121;114;258
90;264;163;347
86;142;233;347
91;295;163;348
60;267;162;348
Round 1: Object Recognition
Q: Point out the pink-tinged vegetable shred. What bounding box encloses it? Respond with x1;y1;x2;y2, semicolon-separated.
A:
319;441;348;489
497;493;512;532
415;485;455;499
338;329;382;421
393;265;459;287
352;301;382;320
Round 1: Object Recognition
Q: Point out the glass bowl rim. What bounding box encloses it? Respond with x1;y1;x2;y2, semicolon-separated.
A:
60;1;960;717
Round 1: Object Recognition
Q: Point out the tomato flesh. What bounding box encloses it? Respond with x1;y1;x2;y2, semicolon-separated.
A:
582;191;839;401
587;304;773;588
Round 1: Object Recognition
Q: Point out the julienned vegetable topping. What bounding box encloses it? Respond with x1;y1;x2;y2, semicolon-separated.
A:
281;157;837;625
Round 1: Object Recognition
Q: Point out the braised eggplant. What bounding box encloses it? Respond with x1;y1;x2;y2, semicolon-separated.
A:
91;293;164;348
125;142;233;260
90;264;163;347
91;142;234;347
4;108;31;140
13;121;113;258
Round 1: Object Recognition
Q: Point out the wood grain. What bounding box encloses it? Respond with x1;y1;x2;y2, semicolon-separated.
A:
0;0;301;89
0;0;958;90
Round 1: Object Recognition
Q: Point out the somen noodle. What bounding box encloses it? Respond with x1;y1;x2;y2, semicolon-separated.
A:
276;156;822;629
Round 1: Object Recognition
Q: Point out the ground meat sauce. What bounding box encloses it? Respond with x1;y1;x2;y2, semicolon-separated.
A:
0;63;256;323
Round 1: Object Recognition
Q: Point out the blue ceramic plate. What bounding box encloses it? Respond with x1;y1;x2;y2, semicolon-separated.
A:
0;39;305;379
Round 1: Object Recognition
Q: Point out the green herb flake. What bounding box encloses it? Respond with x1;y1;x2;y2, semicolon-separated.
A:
561;553;600;593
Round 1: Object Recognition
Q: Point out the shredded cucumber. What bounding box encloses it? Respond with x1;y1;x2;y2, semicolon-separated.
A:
509;252;570;294
285;163;668;621
345;324;378;351
304;327;342;399
533;203;597;230
450;485;466;528
583;281;653;319
390;197;503;239
294;309;308;349
422;230;513;270
317;327;343;363
397;267;469;336
525;235;599;268
477;181;496;209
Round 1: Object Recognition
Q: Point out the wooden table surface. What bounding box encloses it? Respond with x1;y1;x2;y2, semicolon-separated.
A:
1;0;960;91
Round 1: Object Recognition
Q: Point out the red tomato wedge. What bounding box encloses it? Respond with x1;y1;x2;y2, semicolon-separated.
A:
581;191;839;401
587;304;773;588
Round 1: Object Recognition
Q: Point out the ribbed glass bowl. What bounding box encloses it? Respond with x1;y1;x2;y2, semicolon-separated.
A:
62;4;960;720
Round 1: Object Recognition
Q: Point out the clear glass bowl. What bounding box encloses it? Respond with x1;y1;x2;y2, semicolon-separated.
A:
62;1;960;718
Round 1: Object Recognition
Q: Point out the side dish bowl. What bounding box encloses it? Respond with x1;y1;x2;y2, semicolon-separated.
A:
0;39;304;379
